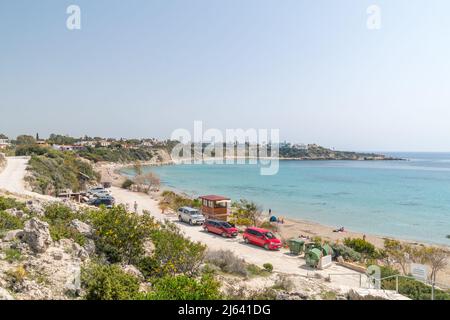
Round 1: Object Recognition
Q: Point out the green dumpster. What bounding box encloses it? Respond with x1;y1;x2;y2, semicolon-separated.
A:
305;248;322;268
288;239;305;255
321;244;333;256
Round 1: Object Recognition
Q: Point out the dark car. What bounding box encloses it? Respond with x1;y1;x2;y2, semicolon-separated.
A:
203;219;238;238
89;197;115;208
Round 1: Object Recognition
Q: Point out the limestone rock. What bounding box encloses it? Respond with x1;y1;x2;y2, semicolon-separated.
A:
22;218;52;253
26;200;45;217
3;229;23;242
121;265;144;281
5;208;27;219
69;219;93;237
0;287;14;300
83;239;96;256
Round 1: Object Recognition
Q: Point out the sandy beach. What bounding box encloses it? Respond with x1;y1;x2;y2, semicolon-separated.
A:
97;161;450;286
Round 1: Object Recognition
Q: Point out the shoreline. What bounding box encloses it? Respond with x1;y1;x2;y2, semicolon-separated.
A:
98;160;450;284
102;160;449;248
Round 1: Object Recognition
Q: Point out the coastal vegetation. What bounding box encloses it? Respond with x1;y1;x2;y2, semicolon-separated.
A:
0;196;223;300
158;190;201;213
78;146;155;163
230;200;263;227
24;148;99;195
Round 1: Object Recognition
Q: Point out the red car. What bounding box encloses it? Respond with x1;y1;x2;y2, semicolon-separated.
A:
243;227;282;250
203;219;239;238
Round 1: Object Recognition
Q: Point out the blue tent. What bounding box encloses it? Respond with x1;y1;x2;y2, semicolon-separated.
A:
270;216;277;222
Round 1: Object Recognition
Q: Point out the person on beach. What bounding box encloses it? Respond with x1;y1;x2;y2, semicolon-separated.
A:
134;201;138;213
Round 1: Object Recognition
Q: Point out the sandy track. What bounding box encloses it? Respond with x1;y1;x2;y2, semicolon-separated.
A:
0;156;54;200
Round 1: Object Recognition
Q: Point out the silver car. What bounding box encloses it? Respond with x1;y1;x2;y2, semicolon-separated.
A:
178;207;205;225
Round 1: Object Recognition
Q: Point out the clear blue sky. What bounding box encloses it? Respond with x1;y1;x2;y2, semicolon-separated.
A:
1;0;449;151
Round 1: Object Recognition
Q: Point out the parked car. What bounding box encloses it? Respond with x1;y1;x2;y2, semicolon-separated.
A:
177;207;205;225
203;219;238;237
88;196;115;208
243;227;282;250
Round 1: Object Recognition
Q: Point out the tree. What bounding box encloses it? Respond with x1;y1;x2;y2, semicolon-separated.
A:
231;199;263;226
383;239;409;275
0;133;8;139
421;247;448;284
133;162;143;175
133;172;160;189
16;135;36;145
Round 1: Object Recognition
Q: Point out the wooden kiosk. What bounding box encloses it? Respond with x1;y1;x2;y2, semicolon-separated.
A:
199;195;231;221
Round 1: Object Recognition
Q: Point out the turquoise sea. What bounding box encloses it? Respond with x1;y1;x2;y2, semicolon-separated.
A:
122;153;450;245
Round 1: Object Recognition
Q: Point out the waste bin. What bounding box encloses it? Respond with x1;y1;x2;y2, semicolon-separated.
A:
288;239;305;255
321;244;333;257
305;248;322;268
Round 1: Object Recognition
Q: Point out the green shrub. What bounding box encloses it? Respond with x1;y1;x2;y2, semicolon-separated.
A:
143;274;222;300
4;248;22;263
0;196;27;211
263;263;274;273
42;203;86;246
89;206;157;264
158;191;199;211
121;179;134;189
25;149;99;195
0;210;24;232
144;222;206;278
246;264;271;277
330;243;362;262
82;263;140;300
205;250;248;276
379;266;450;300
343;238;378;258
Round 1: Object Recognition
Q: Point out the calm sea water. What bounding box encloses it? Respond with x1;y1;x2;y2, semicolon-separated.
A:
122;153;450;245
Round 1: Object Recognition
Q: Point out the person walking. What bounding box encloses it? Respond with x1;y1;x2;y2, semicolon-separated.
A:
134;201;138;213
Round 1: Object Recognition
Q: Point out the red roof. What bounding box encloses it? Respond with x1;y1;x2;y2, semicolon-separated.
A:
199;195;230;201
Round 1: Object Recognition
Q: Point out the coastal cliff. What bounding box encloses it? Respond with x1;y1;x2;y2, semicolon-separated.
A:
278;144;401;160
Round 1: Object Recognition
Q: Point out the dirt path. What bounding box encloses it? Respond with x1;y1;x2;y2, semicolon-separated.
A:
0;156;54;201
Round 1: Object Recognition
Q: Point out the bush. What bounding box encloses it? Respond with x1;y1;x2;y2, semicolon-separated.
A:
379;266;450;300
246;264;271;277
42;203;86;246
263;263;274;273
330;243;362;262
4;248;22;263
0;196;27;211
144;222;206;278
25;149;99;195
343;238;378;258
89;206;157;264
121;179;134;189
0;210;24;232
272;275;294;291
205;250;248;276
158;191;199;211
81;263;140;300
143;274;222;300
